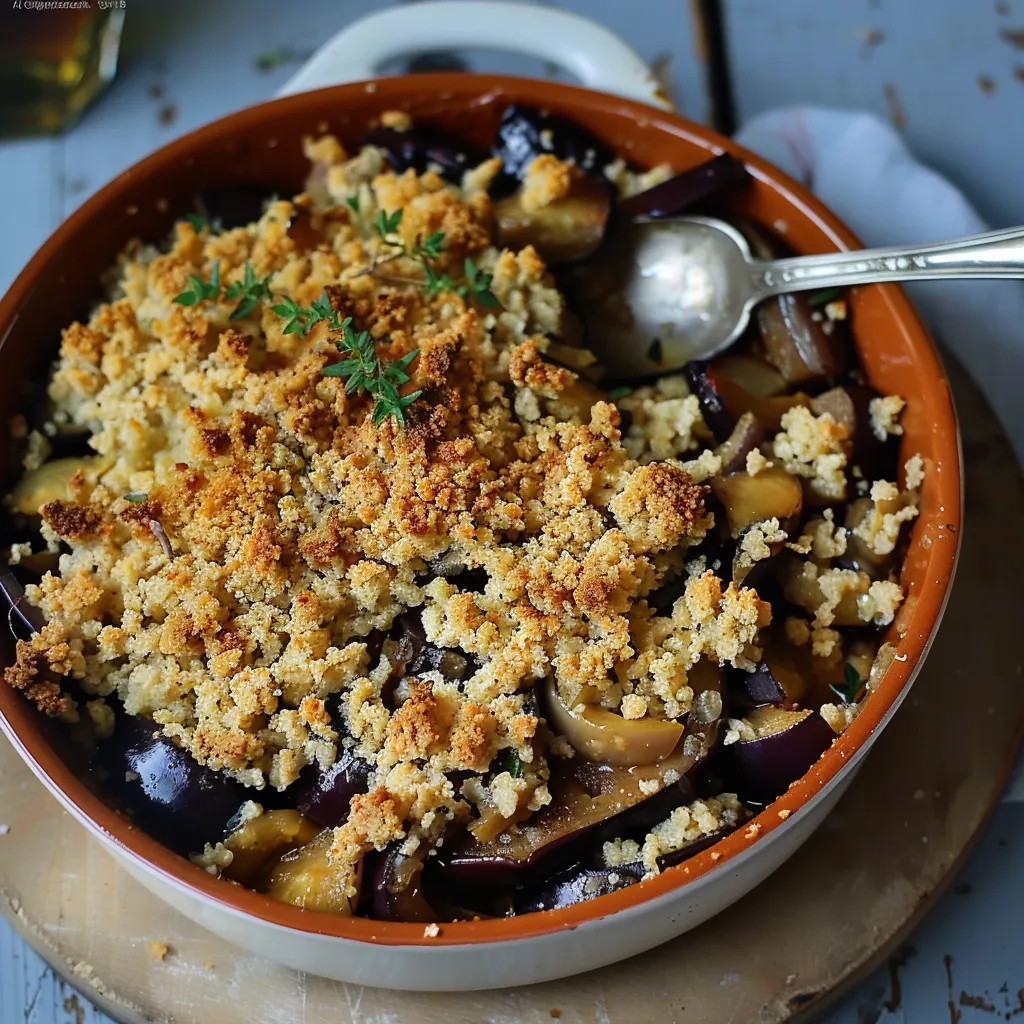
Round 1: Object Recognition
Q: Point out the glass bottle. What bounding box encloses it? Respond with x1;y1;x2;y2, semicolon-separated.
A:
0;4;125;138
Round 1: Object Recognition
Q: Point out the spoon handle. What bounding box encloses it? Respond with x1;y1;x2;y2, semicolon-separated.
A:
752;226;1024;297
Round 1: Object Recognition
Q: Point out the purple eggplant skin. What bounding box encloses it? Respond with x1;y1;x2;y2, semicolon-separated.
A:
735;660;788;708
727;713;835;804
369;842;438;922
513;861;643;914
292;746;372;828
363;125;484;183
437;769;697;887
388;610;475;683
98;713;249;855
619;153;747;219
682;361;735;442
656;829;735;871
491;105;613;193
0;568;44;639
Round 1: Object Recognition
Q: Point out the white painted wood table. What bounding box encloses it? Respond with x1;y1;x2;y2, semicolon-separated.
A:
1;1;1022;1021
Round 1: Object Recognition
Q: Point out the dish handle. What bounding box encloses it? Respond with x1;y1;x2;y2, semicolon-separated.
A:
277;0;670;110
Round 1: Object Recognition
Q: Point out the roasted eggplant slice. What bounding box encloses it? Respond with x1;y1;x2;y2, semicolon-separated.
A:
438;756;696;885
740;221;844;384
710;353;788;398
706;366;809;431
513;861;643;914
620;153;747;219
757;293;844;385
98;713;249;855
264;829;362;914
222;809;320;888
491;105;612;190
292;747;372;828
715;412;766;475
727;706;835;802
711;466;803;536
683;361;735;442
8;455;108;516
543;679;683;767
494;171;611;264
440;662;724;884
733;645;810;710
370;841;438;922
364;124;484;183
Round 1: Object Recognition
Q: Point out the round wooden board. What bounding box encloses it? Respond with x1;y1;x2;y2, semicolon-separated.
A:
1;362;1022;1024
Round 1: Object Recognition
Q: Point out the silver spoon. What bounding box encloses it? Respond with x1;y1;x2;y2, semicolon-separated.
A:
586;216;1024;379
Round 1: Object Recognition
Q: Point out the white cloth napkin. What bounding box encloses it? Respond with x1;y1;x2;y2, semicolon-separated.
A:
735;109;1024;801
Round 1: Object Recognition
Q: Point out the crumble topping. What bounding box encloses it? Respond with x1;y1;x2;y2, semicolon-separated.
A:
638;793;744;875
618;376;707;463
788;509;847;559
603;158;674;198
602;837;641;867
820;701;860;733
744;448;772;476
868;394;906;442
519;155;573;212
771;406;849;501
723;718;757;745
1;120;922;914
735;518;787;575
852;458;923;556
7;138;759;876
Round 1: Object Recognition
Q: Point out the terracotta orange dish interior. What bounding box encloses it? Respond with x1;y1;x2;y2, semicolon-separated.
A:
0;74;961;944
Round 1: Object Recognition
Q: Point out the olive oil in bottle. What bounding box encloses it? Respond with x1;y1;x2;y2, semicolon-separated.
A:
0;4;125;138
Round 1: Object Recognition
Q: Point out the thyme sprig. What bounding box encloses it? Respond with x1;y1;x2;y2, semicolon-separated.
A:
172;241;430;424
173;260;272;320
224;262;273;320
173;260;221;306
321;316;422;426
372;208;500;307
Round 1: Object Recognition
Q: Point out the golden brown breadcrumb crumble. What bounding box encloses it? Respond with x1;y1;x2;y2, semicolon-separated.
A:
3;128;923;890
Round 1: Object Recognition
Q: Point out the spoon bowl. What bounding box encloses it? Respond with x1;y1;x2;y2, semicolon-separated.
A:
581;215;1024;380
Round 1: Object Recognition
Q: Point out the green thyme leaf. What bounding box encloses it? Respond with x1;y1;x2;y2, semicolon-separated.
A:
462;258;501;308
607;386;633;401
229;294;260;320
497;748;523;778
415;231;446;260
375;208;404;240
345;195;360;214
124;491;148;503
808;287;844;307
226;262;272;320
473;287;501;308
830;663;865;704
184;213;207;231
